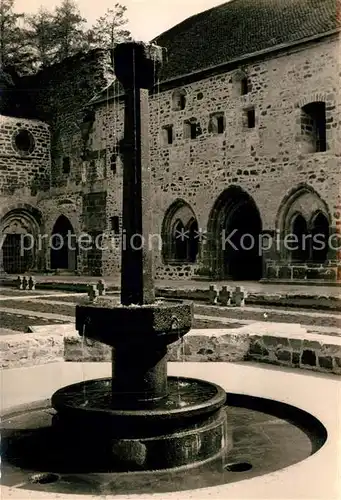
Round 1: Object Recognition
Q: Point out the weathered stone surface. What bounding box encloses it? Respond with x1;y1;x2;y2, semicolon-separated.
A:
318;356;333;370
0;331;64;368
2;320;341;375
301;349;317;367
0;32;340;280
275;349;292;363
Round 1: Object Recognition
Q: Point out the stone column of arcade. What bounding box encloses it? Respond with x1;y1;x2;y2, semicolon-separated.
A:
51;41;228;471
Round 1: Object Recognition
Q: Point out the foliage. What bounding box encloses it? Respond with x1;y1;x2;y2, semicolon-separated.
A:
24;7;58;70
52;0;86;62
0;0;131;75
90;4;131;53
0;0;27;71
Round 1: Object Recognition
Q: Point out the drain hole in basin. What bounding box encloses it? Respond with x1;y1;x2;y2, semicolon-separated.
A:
224;462;253;472
29;473;60;484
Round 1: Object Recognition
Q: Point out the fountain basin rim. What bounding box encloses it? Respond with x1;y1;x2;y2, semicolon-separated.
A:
51;376;226;420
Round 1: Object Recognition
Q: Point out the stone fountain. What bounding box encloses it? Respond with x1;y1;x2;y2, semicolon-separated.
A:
0;41;329;498
51;41;228;471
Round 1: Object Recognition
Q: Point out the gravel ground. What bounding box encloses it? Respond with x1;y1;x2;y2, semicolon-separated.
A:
194;304;341;328
0;300;243;330
0;289;47;297
0;311;68;333
2;297;340;330
0;300;75;317
39;293;118;303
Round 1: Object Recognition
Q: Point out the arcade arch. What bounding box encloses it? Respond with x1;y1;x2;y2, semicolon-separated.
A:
162;200;199;264
207;186;262;280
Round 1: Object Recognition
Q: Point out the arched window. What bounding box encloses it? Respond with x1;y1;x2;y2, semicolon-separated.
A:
162;201;199;264
291;214;309;262
311;212;329;263
277;185;330;265
171;89;186;111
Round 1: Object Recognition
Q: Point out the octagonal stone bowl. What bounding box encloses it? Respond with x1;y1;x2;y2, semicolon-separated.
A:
75;298;193;347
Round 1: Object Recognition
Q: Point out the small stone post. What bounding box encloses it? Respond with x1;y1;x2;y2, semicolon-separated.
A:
219;285;231;306
97;279;107;296
209;284;219;305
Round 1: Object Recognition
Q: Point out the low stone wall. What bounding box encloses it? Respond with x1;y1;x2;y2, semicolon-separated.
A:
265;260;340;282
0;325;69;369
2;321;340;375
64;322;341;375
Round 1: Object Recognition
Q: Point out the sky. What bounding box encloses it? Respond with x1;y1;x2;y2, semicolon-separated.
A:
14;0;227;42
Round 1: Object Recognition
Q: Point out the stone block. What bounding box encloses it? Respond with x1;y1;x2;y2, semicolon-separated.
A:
292;352;300;365
301;349;317;367
249;340;269;357
266;266;278;279
231;286;246;307
318;356;333;370
306;268;322;280
278;266;292;280
263;335;289;348
275;349;292;363
215;333;250;362
208;284;219;305
292;266;307;280
219;286;231;306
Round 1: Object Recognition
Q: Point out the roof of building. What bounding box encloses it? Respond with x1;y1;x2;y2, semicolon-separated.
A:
89;0;340;105
154;0;340;81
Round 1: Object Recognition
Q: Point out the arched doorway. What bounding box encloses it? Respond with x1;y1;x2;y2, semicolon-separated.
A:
207;186;263;280
162;200;199;264
1;208;41;273
50;215;77;271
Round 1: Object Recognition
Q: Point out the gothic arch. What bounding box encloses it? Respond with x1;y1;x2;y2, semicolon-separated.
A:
0;204;43;273
162;199;199;264
0;203;43;227
276;184;330;262
50;214;78;271
295;93;328;109
276;184;331;234
207;185;262;280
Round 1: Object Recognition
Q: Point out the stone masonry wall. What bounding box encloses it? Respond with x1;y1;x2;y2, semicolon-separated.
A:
0;116;50;196
85;34;340;279
0;50;115;274
149;35;341;279
63;323;341;376
22;49;114;190
1;36;339;278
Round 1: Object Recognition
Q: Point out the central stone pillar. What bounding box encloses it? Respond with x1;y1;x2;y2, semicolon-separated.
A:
115;42;162;306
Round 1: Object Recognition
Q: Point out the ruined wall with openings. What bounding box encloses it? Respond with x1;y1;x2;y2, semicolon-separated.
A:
0;116;50;271
0;116;50;197
83;34;341;279
2;35;339;279
147;34;341;280
0;50;116;275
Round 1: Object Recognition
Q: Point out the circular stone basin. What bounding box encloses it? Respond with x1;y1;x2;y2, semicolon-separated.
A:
51;377;228;470
1;392;327;496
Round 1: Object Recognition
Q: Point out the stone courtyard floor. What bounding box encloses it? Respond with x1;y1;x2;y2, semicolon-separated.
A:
7;274;341;297
1;287;341;336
